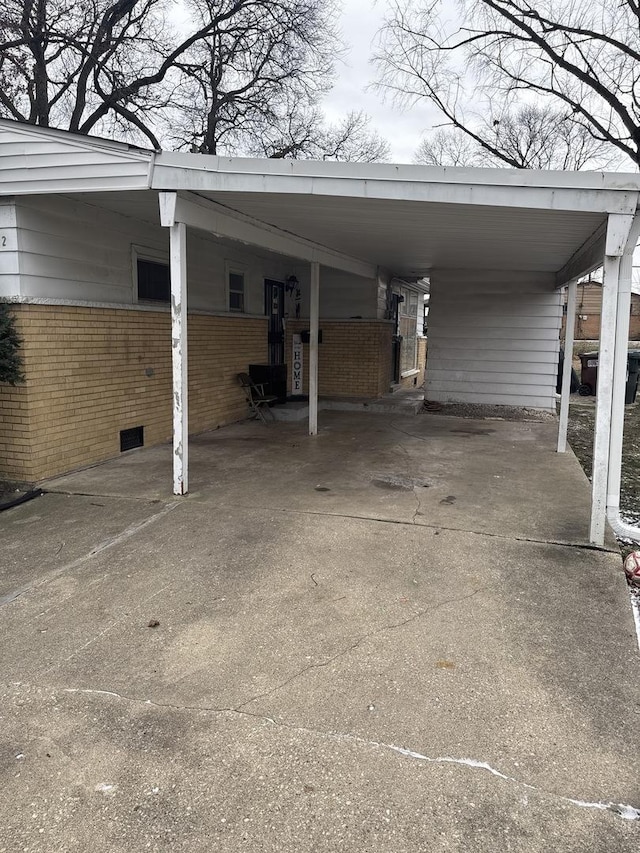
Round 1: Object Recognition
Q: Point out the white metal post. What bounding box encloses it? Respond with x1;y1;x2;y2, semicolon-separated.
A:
309;261;320;436
170;222;189;495
557;279;577;453
607;215;640;534
590;254;620;544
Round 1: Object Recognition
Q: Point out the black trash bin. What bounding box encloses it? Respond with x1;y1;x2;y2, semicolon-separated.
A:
578;351;599;395
577;349;640;403
626;350;640;404
556;346;579;393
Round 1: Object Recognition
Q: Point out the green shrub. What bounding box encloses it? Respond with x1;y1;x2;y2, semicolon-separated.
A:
0;303;25;385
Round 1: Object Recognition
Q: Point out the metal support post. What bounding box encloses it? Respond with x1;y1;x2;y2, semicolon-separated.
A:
590;255;620;544
170;222;189;495
557;279;577;453
309;261;320;436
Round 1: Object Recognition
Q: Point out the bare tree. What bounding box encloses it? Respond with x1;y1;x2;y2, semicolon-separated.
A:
0;0;200;145
376;0;638;170
0;0;366;157
162;0;339;155
415;127;482;167
248;107;390;161
416;105;618;169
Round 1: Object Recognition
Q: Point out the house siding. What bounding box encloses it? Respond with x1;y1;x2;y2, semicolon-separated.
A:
0;124;151;195
12;195;290;312
0;199;20;298
561;281;640;341
0;304;267;482
425;276;561;410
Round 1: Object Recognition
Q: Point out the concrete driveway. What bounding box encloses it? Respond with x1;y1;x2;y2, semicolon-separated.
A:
1;411;639;851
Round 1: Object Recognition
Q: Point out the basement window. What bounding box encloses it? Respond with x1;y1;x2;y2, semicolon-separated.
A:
137;258;170;303
120;426;144;452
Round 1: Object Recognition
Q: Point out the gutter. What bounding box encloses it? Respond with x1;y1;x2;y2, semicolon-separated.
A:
606;212;640;543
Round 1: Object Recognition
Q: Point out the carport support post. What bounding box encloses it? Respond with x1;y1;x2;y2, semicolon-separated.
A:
309;260;320;436
170;221;189;495
590;213;634;544
607;214;640;531
557;279;577;453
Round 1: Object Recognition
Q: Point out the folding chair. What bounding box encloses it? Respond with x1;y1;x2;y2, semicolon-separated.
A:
237;372;278;424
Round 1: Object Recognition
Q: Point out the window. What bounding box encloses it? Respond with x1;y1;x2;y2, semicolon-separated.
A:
228;270;245;312
397;287;419;374
137;258;170;302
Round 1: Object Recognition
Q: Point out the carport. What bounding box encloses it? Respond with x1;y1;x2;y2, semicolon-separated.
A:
150;155;640;546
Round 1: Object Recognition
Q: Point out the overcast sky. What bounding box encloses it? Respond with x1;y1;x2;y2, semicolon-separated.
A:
323;0;440;163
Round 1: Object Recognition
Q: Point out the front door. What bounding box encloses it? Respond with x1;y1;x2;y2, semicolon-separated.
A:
265;279;285;365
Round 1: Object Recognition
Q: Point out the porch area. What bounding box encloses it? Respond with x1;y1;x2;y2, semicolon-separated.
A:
1;410;638;851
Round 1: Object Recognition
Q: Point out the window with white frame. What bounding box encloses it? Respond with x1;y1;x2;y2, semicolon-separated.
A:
228;268;245;312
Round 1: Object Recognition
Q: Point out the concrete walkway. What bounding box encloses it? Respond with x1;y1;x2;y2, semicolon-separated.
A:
1;412;639;851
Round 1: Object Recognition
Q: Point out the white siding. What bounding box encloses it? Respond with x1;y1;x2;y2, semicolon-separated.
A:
425;274;562;410
187;230;289;314
16;195;161;304
13;194;290;312
0;124;150;195
9;192;401;321
0;199;20;297
319;270;378;318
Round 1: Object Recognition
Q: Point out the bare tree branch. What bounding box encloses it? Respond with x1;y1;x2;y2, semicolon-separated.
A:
375;0;640;169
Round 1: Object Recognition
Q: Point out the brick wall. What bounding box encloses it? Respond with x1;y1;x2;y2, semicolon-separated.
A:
398;337;427;389
417;337;427;386
285;320;393;398
0;305;267;482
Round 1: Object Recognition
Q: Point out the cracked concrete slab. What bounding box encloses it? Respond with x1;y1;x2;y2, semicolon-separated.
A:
1;412;638;850
1;683;639;853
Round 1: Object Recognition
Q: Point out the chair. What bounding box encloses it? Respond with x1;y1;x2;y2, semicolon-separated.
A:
237;372;278;424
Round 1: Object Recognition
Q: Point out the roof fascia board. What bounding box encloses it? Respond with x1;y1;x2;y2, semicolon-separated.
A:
159;191;376;278
556;222;607;287
555;209;639;287
152;162;637;216
154;151;640;191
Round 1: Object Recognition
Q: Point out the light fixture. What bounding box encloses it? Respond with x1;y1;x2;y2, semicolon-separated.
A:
285;275;299;294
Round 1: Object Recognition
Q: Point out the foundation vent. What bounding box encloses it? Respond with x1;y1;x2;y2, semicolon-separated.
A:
120;426;144;452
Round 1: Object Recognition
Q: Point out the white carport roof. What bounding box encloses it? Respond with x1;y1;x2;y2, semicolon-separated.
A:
2;119;640;547
151;152;640;284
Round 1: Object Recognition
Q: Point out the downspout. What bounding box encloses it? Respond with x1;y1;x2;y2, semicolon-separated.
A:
606;212;640;541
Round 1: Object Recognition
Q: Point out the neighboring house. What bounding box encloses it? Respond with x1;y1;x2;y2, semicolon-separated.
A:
562;279;640;340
